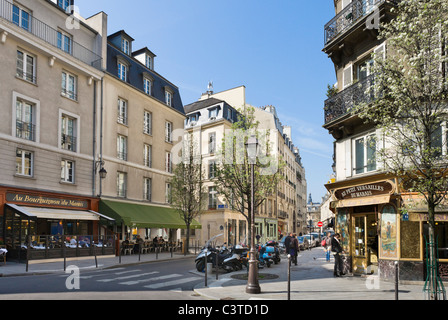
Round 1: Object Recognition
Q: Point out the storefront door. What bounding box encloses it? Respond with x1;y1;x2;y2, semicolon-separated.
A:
352;213;378;274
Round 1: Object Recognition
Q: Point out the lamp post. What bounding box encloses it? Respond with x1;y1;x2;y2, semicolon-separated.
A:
95;160;108;196
245;135;261;294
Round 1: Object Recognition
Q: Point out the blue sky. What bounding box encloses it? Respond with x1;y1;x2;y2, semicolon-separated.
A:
76;0;336;203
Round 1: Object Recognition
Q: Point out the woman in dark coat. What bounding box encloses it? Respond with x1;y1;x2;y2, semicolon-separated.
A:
289;234;299;266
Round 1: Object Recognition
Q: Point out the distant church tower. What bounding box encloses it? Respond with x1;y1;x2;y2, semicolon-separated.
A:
308;193;313;205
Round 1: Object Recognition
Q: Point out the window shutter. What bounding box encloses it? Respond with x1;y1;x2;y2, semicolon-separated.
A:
345;139;352;178
343;64;353;89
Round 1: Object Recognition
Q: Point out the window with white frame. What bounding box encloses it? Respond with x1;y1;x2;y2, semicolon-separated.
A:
165;121;172;143
122;38;130;55
57;0;70;10
146;55;152;69
165;90;172;107
209;107;218;119
118;61;127;81
165;182;171;204
57;30;73;54
61;159;74;183
353;133;376;175
16;50;36;83
144;144;152;167
12;4;30;31
165;151;172;173
15;99;35;141
61;114;77;152
143;77;152;95
117;172;127;198
143;110;152;135
15;149;33;177
117;98;127;125
61;71;77;100
209;132;216;154
144;177;152;201
209;160;216;179
208;186;217;209
117;135;127;161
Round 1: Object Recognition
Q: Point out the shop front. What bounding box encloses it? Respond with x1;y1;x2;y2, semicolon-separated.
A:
99;199;202;252
329;177;448;281
255;217;278;244
0;188;115;261
328;178;398;278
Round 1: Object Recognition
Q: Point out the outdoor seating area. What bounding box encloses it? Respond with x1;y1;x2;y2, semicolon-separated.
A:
120;240;183;256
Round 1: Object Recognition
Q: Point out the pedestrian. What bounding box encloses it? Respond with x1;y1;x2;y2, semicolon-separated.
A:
289;234;299;266
322;231;332;262
331;233;344;277
284;232;292;256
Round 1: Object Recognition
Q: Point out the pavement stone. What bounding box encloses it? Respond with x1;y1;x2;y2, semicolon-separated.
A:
0;248;431;301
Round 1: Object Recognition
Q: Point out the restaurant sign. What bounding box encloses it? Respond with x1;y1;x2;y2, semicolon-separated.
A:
6;193;88;209
335;181;393;200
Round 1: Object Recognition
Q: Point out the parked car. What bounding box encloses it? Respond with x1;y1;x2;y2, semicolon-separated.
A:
297;236;309;251
310;232;322;246
303;234;317;248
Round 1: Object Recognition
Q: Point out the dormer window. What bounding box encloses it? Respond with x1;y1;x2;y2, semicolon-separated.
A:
146;55;152;69
209;107;219;119
57;0;70;11
117;56;129;82
122;38;130;55
165;87;173;107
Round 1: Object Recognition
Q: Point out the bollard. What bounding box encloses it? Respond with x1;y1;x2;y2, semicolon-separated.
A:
395;261;399;300
287;254;291;300
204;248;208;287
94;242;98;268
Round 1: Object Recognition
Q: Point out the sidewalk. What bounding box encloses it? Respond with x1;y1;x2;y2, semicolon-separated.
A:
0;251;193;277
193;249;427;300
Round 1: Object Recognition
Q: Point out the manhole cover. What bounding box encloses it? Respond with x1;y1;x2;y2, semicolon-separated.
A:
230;273;279;281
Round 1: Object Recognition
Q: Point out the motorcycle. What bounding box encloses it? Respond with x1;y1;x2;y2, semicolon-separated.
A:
258;244;273;268
195;236;244;273
265;240;281;264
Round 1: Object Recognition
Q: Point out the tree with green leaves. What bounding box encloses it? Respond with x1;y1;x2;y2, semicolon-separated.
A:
170;135;206;255
354;0;448;299
214;106;285;246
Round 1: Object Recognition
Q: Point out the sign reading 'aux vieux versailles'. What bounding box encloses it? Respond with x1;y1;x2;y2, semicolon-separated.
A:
335;181;393;200
6;193;88;209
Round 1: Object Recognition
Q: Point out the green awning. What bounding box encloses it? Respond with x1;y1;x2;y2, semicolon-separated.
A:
99;200;201;229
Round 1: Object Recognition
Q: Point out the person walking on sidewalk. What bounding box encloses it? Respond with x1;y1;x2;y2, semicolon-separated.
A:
289;234;299;266
322;231;332;262
331;233;344;277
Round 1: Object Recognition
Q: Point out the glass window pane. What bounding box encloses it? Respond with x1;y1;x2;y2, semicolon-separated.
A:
355;138;365;174
366;136;376;172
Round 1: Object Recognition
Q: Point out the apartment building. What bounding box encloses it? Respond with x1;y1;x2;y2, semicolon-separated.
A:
97;30;197;242
0;0;112;259
183;89;243;246
322;0;446;281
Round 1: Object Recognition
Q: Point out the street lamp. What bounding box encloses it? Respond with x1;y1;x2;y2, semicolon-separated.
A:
245;135;261;294
95;160;108;197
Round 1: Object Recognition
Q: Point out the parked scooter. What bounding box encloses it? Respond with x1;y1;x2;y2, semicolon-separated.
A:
265;240;281;264
258;244;272;268
195;237;244;273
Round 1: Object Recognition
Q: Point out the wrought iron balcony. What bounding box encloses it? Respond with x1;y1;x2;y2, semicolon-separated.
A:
324;0;386;46
324;73;376;125
0;0;102;69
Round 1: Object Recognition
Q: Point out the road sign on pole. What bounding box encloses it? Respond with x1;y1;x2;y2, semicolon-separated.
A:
317;221;323;228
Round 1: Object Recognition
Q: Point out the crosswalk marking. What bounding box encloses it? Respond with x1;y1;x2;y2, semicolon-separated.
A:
119;274;182;286
97;271;159;282
144;277;199;290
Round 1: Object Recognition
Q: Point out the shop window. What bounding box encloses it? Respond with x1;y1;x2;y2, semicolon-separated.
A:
423;222;448;260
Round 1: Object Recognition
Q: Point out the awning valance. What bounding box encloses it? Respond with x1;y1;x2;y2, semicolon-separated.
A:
99;200;202;229
333;195;391;208
6;204;114;221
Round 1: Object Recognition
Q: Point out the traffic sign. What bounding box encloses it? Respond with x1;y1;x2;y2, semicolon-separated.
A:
317;221;323;228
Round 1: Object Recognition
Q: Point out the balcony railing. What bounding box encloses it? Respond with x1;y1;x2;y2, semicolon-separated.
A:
0;0;102;69
324;0;386;45
324;73;376;125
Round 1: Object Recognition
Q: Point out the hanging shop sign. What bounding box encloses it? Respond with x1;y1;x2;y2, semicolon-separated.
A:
335;181;393;200
6;193;88;209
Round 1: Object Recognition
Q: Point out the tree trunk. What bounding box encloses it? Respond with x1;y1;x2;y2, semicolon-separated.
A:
427;201;439;300
185;223;190;256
